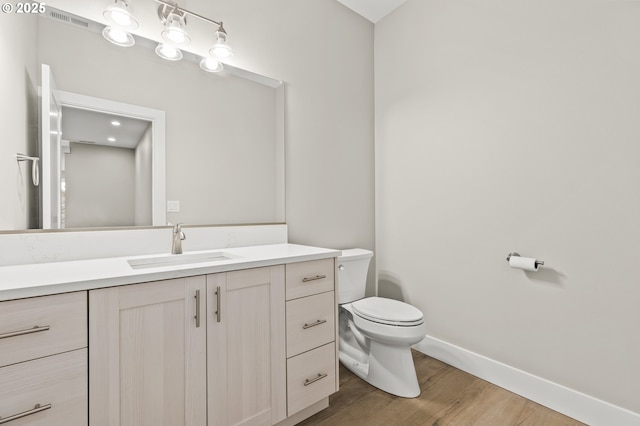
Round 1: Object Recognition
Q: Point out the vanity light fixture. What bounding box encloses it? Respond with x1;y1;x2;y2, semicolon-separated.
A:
101;0;233;70
108;137;116;142
209;23;233;59
102;26;135;47
199;56;223;73
160;8;190;45
111;120;121;126
154;0;233;68
155;42;183;61
103;0;138;29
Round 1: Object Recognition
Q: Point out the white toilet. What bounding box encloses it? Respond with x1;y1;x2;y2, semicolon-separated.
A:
338;248;427;398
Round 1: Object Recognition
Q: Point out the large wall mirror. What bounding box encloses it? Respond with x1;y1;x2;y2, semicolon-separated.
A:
2;0;284;232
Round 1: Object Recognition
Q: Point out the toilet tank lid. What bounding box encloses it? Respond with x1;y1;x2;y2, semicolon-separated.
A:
338;248;373;261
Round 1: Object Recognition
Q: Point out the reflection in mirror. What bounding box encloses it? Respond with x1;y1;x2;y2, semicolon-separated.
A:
1;5;284;232
41;86;166;229
61;107;152;228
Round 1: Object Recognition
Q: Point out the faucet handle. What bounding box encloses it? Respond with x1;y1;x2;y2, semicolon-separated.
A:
174;223;186;240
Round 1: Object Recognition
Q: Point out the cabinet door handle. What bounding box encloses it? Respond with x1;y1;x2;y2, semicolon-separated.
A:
0;403;52;424
0;325;50;340
194;290;201;328
302;274;326;283
304;373;328;386
215;286;221;323
302;319;327;330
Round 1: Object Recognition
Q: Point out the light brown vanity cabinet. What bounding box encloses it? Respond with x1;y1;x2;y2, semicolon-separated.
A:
88;258;338;426
0;292;88;426
207;266;287;426
89;276;207;426
89;267;287;426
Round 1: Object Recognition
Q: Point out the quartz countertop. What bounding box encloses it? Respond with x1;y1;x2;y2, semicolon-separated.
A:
0;243;340;301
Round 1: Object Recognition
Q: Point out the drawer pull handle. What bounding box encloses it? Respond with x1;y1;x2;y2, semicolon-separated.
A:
0;325;50;340
304;373;328;386
0;403;52;424
302;275;326;283
215;286;221;323
303;319;327;330
194;290;201;328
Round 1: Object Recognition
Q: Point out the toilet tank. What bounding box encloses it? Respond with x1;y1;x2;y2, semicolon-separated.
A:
337;248;373;304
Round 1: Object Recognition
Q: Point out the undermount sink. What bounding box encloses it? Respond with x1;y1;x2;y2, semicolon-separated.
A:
128;252;238;269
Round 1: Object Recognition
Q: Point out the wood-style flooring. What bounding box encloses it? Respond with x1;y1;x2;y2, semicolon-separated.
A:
299;350;586;426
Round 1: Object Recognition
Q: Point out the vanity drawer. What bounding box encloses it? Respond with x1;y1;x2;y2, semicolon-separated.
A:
286;258;335;300
286;291;335;357
0;348;88;426
0;292;87;367
287;342;336;416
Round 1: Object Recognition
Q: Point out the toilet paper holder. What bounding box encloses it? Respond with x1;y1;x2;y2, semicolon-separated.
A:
506;252;544;268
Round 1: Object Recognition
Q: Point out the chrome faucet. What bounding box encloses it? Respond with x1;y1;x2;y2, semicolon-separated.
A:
171;223;186;254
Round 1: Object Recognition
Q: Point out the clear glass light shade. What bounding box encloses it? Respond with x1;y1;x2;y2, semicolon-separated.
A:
155;43;183;61
102;26;135;47
210;42;233;58
161;13;190;45
199;56;223;73
209;28;233;59
103;0;138;29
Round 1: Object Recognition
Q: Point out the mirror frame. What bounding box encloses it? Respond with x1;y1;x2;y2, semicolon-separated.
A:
58;90;167;226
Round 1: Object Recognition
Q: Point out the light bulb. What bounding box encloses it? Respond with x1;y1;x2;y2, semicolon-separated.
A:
155;43;183;61
103;0;138;30
211;43;233;58
199;56;223;73
110;9;132;26
161;12;190;45
162;27;189;44
102;26;135;47
210;27;233;59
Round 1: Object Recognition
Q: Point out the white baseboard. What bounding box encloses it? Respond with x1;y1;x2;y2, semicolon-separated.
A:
413;335;640;426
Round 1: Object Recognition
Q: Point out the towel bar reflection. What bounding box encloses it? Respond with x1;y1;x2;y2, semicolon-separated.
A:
16;154;40;187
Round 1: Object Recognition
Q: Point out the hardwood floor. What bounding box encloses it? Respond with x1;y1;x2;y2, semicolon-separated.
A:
299;350;586;426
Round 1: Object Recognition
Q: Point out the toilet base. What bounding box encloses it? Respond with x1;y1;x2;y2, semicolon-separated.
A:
339;339;421;398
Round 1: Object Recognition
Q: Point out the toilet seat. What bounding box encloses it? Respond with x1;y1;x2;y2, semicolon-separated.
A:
352;297;424;327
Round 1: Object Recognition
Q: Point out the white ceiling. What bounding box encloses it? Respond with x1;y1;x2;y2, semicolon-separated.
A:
61;107;150;150
335;0;407;23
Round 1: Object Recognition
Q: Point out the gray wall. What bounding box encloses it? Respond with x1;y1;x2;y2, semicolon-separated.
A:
134;125;152;226
65;143;135;228
375;0;640;413
211;0;376;293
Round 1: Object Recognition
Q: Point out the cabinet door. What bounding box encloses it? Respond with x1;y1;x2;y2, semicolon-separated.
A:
89;277;207;426
208;266;286;426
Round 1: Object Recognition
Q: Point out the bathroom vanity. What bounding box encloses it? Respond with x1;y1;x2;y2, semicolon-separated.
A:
0;243;339;426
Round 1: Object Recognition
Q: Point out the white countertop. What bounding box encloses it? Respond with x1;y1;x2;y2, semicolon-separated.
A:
0;244;340;301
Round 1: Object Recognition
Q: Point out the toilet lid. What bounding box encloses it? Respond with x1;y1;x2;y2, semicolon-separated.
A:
352;297;424;326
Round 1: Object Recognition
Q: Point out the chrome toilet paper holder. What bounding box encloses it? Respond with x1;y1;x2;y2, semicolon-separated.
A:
506;252;544;268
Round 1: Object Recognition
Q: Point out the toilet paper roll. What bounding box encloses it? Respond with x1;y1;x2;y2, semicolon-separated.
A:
509;256;540;271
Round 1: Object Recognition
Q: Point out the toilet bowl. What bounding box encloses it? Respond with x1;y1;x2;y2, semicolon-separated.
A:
337;249;427;398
